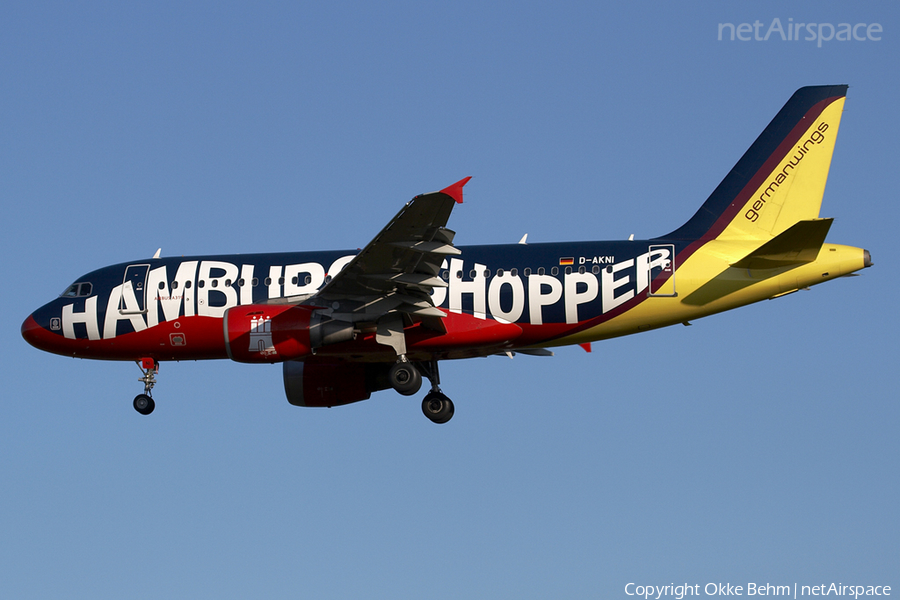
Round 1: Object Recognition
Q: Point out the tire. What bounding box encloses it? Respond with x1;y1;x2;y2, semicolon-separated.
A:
422;392;454;424
389;362;422;396
133;394;155;415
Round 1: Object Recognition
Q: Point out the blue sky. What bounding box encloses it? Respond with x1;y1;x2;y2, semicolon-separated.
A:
2;1;897;598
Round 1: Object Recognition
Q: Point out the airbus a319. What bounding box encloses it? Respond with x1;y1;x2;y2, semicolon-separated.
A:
22;85;871;423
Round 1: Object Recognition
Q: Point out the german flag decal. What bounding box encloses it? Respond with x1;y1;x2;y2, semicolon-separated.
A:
559;257;574;266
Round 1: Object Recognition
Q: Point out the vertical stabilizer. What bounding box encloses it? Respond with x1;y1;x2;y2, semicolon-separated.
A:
664;85;847;242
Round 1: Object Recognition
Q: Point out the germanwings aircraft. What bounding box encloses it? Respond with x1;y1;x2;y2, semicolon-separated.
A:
22;85;871;423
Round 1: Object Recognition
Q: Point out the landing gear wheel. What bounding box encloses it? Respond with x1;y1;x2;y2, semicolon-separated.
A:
422;392;454;424
133;394;155;415
389;361;422;396
134;359;159;415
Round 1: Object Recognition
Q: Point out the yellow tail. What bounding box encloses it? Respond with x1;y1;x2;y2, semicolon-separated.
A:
665;85;848;244
724;96;844;241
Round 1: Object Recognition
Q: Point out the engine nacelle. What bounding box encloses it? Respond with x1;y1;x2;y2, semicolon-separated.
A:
224;304;354;363
283;358;390;407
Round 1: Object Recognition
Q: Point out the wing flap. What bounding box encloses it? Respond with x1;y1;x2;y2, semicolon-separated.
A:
361;273;448;289
391;240;462;255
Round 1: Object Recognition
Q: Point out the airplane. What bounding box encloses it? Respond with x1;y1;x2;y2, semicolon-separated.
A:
22;85;871;423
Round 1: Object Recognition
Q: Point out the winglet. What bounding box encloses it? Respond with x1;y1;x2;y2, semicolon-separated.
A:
439;176;472;204
579;342;592;353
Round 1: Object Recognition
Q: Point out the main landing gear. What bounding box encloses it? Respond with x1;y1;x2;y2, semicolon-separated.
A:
422;391;454;424
388;358;422;396
390;358;454;424
133;358;157;415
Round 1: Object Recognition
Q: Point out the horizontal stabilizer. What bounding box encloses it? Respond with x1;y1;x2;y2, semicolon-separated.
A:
732;218;833;269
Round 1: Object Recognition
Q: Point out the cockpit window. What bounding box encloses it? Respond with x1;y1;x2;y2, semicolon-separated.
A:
60;282;93;298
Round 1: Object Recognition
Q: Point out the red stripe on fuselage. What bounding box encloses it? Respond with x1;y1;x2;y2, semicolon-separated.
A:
21;314;228;361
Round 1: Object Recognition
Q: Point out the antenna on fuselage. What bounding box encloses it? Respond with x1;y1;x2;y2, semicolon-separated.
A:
152;248;161;259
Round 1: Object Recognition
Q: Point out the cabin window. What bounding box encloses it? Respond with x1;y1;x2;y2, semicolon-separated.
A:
264;277;272;286
469;269;477;278
483;269;491;278
198;280;205;288
278;277;285;285
537;267;545;276
551;267;559;276
185;280;192;289
578;266;585;274
510;268;518;277
211;280;218;288
172;281;179;290
565;267;572;275
251;278;259;287
291;276;298;285
497;268;504;277
524;268;531;276
592;265;600;274
305;275;312;285
237;279;244;287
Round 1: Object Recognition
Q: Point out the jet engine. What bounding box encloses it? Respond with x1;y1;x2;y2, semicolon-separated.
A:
283;358;391;407
223;304;354;363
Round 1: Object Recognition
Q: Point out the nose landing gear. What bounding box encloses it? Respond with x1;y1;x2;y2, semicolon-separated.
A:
133;358;158;415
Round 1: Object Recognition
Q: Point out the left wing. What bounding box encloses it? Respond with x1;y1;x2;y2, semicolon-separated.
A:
309;177;471;333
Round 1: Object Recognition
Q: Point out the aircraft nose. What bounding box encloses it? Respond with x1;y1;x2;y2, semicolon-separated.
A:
21;314;45;350
22;311;64;354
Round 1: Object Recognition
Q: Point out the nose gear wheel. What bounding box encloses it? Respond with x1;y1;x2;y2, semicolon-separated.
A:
133;359;158;415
